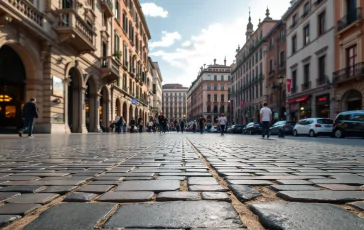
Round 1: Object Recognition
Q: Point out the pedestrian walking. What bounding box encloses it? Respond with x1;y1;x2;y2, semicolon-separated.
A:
122;119;127;133
18;97;39;138
148;120;153;132
218;113;227;135
260;102;272;139
157;112;165;134
115;116;121;133
130;118;136;133
180;120;185;133
138;118;144;133
193;122;197;133
198;115;206;134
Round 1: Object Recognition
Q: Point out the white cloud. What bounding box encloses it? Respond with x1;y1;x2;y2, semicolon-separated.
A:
141;3;168;18
149;31;181;49
149;0;291;87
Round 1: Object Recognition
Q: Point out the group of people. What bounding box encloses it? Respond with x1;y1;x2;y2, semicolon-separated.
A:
16;97;273;139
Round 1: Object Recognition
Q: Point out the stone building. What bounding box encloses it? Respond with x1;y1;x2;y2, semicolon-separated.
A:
162;84;188;123
333;0;364;113
150;60;163;118
187;59;231;124
265;20;287;121
0;0;152;133
230;9;279;124
283;0;335;120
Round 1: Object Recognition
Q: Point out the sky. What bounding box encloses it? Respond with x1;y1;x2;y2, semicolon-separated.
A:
140;0;292;87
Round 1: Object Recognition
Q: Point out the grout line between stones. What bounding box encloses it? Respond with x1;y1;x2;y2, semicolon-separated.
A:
184;136;265;230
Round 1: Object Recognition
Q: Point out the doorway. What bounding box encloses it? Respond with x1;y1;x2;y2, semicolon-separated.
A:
0;45;26;133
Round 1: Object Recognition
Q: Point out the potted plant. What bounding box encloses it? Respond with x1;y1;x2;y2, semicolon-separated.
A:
113;50;122;60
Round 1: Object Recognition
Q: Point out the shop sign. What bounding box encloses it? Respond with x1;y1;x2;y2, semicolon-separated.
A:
52;76;64;98
317;96;328;102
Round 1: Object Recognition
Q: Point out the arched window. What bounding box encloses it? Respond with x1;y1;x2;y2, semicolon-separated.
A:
213;105;218;113
220;105;225;113
207;105;211;113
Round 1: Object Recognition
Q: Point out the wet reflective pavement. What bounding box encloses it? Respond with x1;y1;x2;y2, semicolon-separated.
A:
0;133;363;229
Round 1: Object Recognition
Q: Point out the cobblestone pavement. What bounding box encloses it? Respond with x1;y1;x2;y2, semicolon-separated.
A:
0;133;363;229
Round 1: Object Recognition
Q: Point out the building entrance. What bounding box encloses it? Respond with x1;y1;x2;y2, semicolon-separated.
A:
0;45;26;133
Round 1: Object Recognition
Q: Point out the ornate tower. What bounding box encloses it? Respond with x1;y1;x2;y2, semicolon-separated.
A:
245;8;254;41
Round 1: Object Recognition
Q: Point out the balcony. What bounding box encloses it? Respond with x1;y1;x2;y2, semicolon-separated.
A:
337;8;362;32
55;8;96;52
100;57;120;83
100;0;113;18
0;0;43;29
316;77;327;86
301;81;311;91
333;62;364;84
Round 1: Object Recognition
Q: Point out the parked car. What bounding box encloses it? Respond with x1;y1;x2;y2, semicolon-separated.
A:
293;118;333;137
243;122;262;135
269;121;296;135
209;126;219;133
332;110;364;138
227;124;244;133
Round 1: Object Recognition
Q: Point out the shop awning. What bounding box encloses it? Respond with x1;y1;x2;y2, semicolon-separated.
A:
286;95;310;104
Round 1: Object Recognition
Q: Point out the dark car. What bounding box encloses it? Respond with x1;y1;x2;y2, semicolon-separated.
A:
269;121;296;135
228;124;244;133
243;122;262;135
332;110;364;138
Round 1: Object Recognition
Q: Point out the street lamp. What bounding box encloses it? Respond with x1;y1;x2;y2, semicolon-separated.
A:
228;100;233;125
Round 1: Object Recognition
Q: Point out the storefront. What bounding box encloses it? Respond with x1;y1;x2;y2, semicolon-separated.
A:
287;95;311;121
315;95;330;118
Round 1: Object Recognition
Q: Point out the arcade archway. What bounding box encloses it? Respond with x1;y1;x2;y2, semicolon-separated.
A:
0;45;26;132
129;104;133;123
67;68;82;133
115;98;121;117
122;102;127;121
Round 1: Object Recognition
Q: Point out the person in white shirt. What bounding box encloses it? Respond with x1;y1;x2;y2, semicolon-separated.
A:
218;113;228;135
260;102;272;138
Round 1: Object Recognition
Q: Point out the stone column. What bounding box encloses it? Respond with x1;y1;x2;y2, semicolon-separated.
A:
88;92;100;132
64;77;71;133
80;86;88;133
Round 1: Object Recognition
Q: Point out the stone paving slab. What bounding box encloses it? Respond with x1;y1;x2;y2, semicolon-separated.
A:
0;185;46;193
277;191;364;203
0;204;41;215
104;201;244;229
115;180;180;191
98;191;154;202
0;192;20;202
157;191;200;201
63;192;97;202
0;215;21;228
6;193;60;204
349;201;364;211
250;202;364;230
23;203;115;230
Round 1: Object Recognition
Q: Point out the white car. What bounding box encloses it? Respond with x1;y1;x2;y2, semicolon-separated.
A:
209;126;218;133
293;118;333;137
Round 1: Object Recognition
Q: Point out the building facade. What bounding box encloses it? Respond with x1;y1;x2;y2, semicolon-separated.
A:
231;9;279;125
187;59;231;124
162;84;188;123
0;0;152;133
333;0;364;113
151;61;163;117
112;0;151;126
265;20;287;121
284;0;335;120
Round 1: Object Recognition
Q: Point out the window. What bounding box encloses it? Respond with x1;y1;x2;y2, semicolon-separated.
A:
122;12;128;33
292;35;297;53
280;51;284;67
207;84;211;90
269;59;273;72
228;75;231;81
318;55;326;81
280;29;285;41
221;95;225;102
114;34;120;54
318;11;326;35
304;64;310;83
115;0;120;21
292;14;297;26
214;75;217;81
221;75;224;81
303;2;310;17
303;24;310;45
207;75;211;80
221;85;224;90
207;94;211;102
213;94;218;102
269;38;274;50
292;70;297;90
214;84;218;90
346;45;357;76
